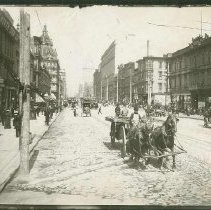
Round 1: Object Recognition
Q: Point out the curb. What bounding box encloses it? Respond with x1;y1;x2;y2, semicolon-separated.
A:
0;152;20;192
29;112;61;158
0;111;62;193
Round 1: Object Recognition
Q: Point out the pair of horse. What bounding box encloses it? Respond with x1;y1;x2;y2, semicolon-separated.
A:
126;114;178;169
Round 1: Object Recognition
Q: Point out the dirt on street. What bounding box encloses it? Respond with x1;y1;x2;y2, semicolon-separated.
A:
0;107;211;205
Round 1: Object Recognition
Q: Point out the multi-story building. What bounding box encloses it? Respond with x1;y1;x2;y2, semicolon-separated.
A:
99;41;116;102
0;9;19;110
96;41;170;105
31;36;51;100
98;40;131;103
118;62;135;103
59;69;67;100
169;35;211;110
138;56;169;105
39;25;60;100
93;69;101;101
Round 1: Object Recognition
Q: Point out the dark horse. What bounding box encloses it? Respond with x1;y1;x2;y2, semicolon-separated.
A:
126;119;154;167
151;114;178;169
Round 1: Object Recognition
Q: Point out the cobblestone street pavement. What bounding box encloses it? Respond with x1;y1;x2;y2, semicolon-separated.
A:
1;107;211;205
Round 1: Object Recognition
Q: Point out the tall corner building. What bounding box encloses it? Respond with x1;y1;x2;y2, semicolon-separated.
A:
39;25;60;100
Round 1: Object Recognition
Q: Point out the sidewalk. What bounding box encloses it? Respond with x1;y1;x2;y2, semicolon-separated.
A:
0;111;60;192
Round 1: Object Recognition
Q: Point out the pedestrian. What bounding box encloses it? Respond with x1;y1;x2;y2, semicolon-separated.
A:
13;110;22;137
4;109;11;129
44;108;50;126
98;105;102;115
73;107;77;117
115;103;121;117
139;105;147;119
121;102;129;117
0;106;4;126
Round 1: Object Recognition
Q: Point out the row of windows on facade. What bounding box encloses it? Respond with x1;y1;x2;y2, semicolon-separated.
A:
41;61;58;68
139;61;168;71
101;81;166;93
0;28;17;59
171;50;211;71
170;71;211;88
133;83;165;92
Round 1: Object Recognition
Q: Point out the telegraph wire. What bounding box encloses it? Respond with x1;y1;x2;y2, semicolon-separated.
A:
147;22;211;32
196;20;211;25
35;10;43;31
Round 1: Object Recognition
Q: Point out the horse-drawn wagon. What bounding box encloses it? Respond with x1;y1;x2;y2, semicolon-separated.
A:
81;99;91;117
105;116;130;158
106;113;186;170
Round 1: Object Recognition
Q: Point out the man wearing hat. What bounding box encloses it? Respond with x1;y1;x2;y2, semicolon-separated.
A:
121;102;129;117
115;103;121;117
4;109;11;129
13;110;22;137
126;105;142;157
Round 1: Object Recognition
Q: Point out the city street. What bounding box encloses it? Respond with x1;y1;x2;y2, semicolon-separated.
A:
0;107;211;205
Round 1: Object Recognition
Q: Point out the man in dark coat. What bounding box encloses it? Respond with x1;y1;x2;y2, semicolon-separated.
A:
0;106;5;126
115;103;121;117
13;111;22;137
44;108;50;126
4;109;11;129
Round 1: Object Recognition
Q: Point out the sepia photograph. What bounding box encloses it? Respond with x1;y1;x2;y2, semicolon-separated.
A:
0;5;211;208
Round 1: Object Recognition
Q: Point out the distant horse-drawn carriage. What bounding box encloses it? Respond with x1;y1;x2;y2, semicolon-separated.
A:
81;99;91;117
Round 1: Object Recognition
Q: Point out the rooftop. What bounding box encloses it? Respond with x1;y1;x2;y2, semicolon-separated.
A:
173;34;211;57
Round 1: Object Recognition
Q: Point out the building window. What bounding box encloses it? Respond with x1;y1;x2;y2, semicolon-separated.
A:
165;62;168;70
158;83;162;92
158;71;162;80
159;61;162;68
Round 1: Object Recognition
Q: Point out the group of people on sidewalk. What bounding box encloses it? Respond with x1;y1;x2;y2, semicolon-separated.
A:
0;107;22;138
0;103;62;139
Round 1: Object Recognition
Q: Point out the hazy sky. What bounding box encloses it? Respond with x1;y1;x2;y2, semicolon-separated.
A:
2;6;211;96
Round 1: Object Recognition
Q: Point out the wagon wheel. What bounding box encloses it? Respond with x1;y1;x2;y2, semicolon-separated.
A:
119;125;126;158
111;126;115;146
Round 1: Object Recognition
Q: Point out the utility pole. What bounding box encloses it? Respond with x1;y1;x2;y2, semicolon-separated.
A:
19;9;31;175
147;40;151;105
129;68;132;104
106;75;108;101
58;71;61;111
201;10;203;37
100;80;102;100
116;72;119;103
